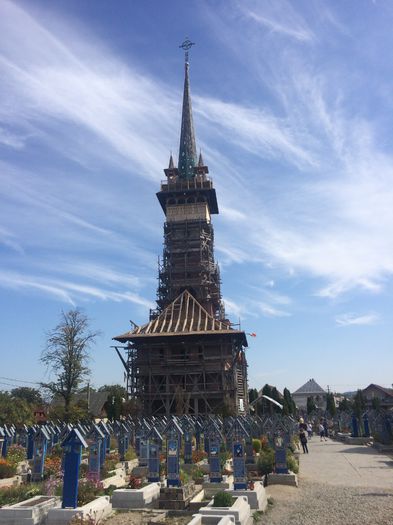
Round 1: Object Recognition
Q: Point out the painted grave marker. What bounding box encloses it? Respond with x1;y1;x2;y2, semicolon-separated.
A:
61;428;88;509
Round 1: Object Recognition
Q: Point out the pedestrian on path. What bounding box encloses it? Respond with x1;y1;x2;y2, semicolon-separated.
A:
319;421;327;441
300;430;309;453
307;422;313;439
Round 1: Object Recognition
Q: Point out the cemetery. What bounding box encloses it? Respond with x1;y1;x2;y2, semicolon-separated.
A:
0;413;299;524
1;407;392;524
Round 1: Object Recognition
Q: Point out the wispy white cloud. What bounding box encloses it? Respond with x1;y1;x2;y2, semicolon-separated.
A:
0;269;154;310
224;296;291;319
237;0;315;42
196;96;317;168
335;313;379;327
0;226;24;254
0;1;177;179
0;126;26;149
197;2;393;300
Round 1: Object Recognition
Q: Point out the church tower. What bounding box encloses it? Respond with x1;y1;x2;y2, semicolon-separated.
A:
114;41;248;416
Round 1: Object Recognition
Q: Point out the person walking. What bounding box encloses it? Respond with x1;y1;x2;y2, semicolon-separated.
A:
319;421;327;441
307;422;313;439
300;429;309;453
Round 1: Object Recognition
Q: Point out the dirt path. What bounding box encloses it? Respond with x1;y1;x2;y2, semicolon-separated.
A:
258;438;393;525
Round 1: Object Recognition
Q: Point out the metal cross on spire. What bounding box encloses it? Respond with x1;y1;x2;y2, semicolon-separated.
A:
179;38;195;63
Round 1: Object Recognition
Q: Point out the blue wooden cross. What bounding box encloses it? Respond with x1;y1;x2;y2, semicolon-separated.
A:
61;428;88;509
1;427;13;458
206;421;223;483
363;413;370;437
32;427;50;482
27;426;37;460
0;428;4;460
117;423;129;462
229;418;248;490
147;426;163;483
351;414;359;438
273;429;289;474
163;418;183;487
86;424;104;481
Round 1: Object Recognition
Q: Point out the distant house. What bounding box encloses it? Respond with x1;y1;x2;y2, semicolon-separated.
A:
34;406;48;424
362;384;393;410
292;378;327;410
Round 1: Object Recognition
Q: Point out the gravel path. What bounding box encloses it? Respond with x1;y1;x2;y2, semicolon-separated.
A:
103;510;190;525
258;438;393;525
258;481;393;525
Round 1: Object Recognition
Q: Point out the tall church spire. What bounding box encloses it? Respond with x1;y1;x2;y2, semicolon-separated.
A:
178;39;197;179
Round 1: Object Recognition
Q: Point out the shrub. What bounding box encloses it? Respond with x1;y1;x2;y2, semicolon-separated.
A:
7;445;26;467
212;491;234;508
219;449;231;469
0;484;41;507
286;451;299;474
256;447;274;476
190;466;204;482
179;469;190;485
124;447;137;461
77;479;104;506
252;439;261;454
0;458;17;479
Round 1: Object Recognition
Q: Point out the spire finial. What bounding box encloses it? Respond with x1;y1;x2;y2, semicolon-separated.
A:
179;37;195;64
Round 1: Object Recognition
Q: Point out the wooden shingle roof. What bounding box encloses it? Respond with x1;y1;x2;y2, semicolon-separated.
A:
113;289;247;344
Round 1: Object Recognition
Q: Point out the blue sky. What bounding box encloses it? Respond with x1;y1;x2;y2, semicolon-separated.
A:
1;0;392;395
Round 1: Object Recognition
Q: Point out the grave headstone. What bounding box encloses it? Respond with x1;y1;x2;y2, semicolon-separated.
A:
147;426;163;482
163;418;183;487
32;427;50;482
273;430;288;474
86;424;105;481
61;428;88;509
206;421;223;483
229;418;248;490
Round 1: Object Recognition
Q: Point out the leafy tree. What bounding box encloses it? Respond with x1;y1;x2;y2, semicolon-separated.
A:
307;396;317;415
248;388;258;404
40;309;100;422
283;388;296;415
0;392;34;426
11;387;43;406
98;384;127;397
98;384;127;421
326;392;336;416
338;397;352;412
48;401;89;424
248;388;262;414
353;389;366;417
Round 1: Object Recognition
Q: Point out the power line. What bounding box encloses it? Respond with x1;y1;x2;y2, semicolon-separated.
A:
0;376;41;385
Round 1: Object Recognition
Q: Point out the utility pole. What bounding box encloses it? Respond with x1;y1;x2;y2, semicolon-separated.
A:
87;382;90;412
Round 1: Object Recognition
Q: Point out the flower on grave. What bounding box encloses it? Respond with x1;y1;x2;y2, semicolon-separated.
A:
7;445;26;467
128;475;142;489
